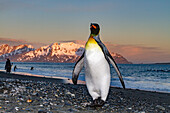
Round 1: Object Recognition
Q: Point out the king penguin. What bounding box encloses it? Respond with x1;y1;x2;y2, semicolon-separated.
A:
72;23;125;107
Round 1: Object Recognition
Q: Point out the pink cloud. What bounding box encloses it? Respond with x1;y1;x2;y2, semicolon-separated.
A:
105;43;170;63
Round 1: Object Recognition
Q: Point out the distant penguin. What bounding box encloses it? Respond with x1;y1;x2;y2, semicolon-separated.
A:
72;23;125;107
14;65;17;71
5;58;12;73
30;67;34;70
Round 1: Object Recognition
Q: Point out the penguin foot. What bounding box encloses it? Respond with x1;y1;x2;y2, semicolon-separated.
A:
89;97;105;107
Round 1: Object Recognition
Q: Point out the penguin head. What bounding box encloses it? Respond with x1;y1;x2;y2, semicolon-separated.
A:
90;23;100;36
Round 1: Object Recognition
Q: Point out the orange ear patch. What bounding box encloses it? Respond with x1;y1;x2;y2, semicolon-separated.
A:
91;25;97;29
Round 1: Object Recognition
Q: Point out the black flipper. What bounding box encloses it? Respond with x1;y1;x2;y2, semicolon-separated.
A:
72;52;84;85
97;41;125;89
107;54;125;89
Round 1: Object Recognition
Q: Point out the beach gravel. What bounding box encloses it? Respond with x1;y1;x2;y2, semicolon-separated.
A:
0;72;170;113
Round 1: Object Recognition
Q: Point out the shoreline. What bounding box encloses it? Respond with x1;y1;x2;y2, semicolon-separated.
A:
1;70;169;94
0;70;85;85
0;71;170;112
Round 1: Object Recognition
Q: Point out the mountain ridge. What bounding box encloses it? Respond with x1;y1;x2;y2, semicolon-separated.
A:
0;42;132;64
0;37;46;49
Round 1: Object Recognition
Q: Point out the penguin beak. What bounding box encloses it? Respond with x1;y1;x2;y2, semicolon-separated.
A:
91;25;97;29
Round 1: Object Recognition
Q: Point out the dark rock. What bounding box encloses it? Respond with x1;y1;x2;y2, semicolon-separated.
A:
38;109;48;113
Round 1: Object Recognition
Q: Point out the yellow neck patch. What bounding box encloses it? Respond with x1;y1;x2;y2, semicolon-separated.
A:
85;36;101;50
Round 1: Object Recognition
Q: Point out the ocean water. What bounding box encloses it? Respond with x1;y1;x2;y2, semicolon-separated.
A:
0;62;170;93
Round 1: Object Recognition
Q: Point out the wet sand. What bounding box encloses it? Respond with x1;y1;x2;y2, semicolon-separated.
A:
0;71;170;113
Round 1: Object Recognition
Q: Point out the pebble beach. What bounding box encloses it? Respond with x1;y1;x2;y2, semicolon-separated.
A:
0;71;170;113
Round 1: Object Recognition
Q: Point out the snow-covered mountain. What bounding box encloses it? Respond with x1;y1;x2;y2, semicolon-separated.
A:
0;44;35;61
0;42;131;64
17;42;84;62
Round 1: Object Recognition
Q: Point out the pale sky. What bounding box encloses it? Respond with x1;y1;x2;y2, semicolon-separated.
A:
0;0;170;63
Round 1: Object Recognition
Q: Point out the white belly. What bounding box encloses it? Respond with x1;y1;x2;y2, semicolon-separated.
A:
84;47;110;101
